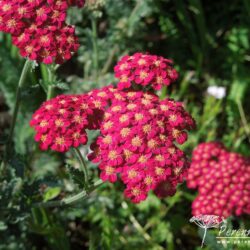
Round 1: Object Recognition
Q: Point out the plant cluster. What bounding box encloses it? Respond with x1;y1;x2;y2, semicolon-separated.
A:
89;88;195;203
30;93;102;152
0;0;85;63
30;52;195;203
114;53;178;90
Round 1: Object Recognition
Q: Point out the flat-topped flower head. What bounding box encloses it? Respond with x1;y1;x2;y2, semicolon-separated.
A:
0;0;84;64
187;142;250;218
114;53;178;91
87;85;118;109
88;90;195;203
30;94;103;152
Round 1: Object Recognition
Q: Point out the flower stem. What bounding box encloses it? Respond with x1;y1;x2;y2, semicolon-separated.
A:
33;179;103;208
46;65;55;100
237;99;250;143
73;148;89;190
91;17;99;82
47;85;54;100
0;161;5;173
121;201;151;241
5;60;32;157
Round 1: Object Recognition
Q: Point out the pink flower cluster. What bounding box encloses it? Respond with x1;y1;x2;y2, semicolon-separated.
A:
30;94;102;152
29;48;195;203
187;142;250;218
30;83;195;203
114;53;178;91
88;89;195;203
0;0;85;64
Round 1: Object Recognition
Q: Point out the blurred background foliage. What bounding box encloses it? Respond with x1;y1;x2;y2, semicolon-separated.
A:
0;0;249;249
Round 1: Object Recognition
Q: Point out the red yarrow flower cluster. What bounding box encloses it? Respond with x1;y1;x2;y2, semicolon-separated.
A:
30;94;102;152
88;89;195;203
0;0;85;64
186;142;250;218
86;85;118;109
114;53;178;91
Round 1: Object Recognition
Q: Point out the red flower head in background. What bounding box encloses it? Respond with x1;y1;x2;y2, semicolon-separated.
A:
88;89;195;203
114;53;178;91
0;0;85;64
187;142;250;218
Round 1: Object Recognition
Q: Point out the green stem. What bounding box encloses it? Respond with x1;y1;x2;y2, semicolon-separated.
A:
73;148;89;189
0;161;4;173
33;179;103;208
101;45;118;75
46;66;55;100
127;0;143;32
6;60;32;156
121;201;152;242
160;86;167;99
91;17;99;81
47;85;54;100
237;99;250;143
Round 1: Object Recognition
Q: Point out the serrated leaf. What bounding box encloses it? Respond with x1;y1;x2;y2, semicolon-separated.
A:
66;165;85;189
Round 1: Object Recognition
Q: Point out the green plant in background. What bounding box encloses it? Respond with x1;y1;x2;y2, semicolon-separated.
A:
0;0;249;249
